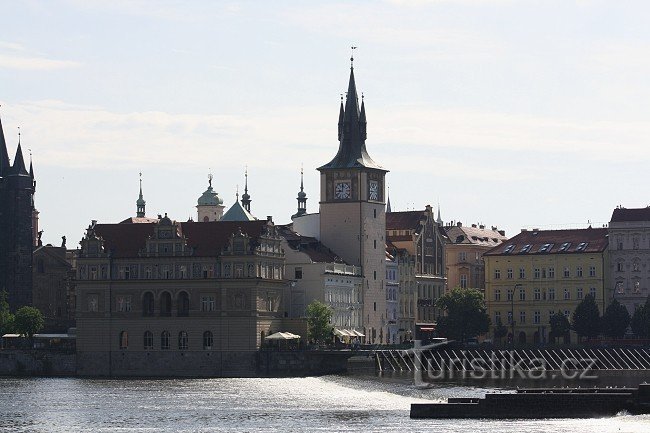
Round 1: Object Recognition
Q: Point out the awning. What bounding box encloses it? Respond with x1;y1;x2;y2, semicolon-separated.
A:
265;332;301;340
334;329;351;337
351;330;365;337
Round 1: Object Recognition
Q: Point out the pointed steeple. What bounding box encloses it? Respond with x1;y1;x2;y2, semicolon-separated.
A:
241;167;251;212
29;159;34;179
293;166;308;219
436;203;443;225
386;186;392;213
136;172;146;217
11;131;29;176
0;115;10;177
318;56;385;171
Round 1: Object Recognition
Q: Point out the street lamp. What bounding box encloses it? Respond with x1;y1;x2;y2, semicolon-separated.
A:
511;283;522;347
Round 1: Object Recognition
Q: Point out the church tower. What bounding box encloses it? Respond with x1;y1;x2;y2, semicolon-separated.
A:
292;167;308;219
0;118;36;309
318;58;389;344
196;173;225;222
136;173;146;218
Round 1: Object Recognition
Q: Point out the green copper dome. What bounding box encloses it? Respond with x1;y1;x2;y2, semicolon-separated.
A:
198;185;223;206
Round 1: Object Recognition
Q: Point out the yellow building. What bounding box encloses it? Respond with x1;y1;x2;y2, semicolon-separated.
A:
484;228;609;344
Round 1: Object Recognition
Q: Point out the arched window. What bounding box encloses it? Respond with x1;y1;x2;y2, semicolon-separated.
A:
142;292;154;317
177;291;190;317
161;331;170;350
160;292;172;316
119;331;128;349
178;331;188;350
143;331;153;349
203;331;213;350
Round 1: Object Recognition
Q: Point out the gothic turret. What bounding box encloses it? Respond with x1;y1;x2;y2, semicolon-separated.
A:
292;167;308;219
241;168;251;213
136;173;146;218
0;117;10;177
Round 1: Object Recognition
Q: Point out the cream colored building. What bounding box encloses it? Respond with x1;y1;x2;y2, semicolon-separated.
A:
445;222;507;291
484;228;609;344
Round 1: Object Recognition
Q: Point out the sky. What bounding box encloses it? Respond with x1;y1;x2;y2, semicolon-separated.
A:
2;0;650;247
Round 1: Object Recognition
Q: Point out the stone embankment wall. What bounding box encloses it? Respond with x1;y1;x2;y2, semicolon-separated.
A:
257;350;353;376
0;350;76;376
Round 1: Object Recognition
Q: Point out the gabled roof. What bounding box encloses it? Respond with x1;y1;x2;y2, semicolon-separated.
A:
611;207;650;223
221;199;256;222
386;210;426;231
484;228;608;256
119;217;159;224
445;225;508;247
277;225;346;264
93;219;269;258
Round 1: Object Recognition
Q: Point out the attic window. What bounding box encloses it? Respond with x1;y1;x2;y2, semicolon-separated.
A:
576;242;588;251
456;235;464;243
503;244;515;254
538;243;553;253
520;244;531;253
558;242;571;252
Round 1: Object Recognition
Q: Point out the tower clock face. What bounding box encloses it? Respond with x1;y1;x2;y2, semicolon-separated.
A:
334;181;351;199
369;180;379;200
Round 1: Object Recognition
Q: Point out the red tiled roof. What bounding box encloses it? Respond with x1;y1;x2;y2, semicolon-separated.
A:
386;211;425;230
94;220;268;258
611;207;650;222
484;228;608;256
277;225;345;264
445;225;507;247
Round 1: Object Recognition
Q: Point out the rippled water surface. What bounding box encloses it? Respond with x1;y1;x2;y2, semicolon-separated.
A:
0;374;648;432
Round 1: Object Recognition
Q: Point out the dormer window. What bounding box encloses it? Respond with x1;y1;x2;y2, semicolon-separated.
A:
503;244;515;254
539;243;553;253
558;242;571;252
519;244;531;253
576;242;587;251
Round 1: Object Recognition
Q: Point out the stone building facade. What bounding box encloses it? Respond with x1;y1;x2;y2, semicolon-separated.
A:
386;205;447;342
484;228;609;344
0;117;36;310
445;222;507;291
608;207;650;315
33;244;76;332
75;215;292;377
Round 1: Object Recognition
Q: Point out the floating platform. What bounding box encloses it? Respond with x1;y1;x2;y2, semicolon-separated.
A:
411;384;650;419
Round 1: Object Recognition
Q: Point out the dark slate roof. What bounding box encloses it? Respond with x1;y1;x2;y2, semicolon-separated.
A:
119;217;160;224
484;228;608;256
445;225;508;247
386;210;426;231
278;225;346;264
611;207;650;222
93;220;268;258
317;67;386;171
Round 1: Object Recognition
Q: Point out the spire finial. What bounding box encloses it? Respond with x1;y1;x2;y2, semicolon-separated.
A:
350;46;357;68
136;171;146;217
17;126;20;145
208;171;213;188
244;165;248;193
236;184;239;200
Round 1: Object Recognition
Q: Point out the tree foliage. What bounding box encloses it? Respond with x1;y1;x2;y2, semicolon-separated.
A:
572;294;601;340
549;312;570;343
435;288;490;342
601;299;631;339
631;296;650;338
306;301;333;344
0;290;14;337
13;306;44;341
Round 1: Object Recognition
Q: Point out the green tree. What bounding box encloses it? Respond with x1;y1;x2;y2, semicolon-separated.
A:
572;294;601;341
435;288;490;342
13;306;44;342
493;316;507;345
306;301;333;344
631;296;650;338
601;299;631;339
0;290;15;341
549;312;570;344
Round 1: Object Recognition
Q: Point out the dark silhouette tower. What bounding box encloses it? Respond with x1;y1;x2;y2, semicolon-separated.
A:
0;118;36;309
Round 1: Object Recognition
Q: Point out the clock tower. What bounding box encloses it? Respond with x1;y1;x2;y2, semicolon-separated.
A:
318;59;389;344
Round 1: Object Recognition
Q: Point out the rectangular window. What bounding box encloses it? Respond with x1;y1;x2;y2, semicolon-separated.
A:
589;266;596;277
563;267;570;278
564;288;570;300
460;274;468;289
294;267;303;279
519;268;525;279
548;267;555;278
534;268;540;279
507;289;513;301
495;289;501;301
507;268;513;279
495;269;501;279
534;288;541;300
201;296;215;312
589;287;597;298
576;266;583;277
534;311;541;324
549;288;556;300
507;311;513;325
519;311;526;324
549;310;555;321
577;287;583;299
116;295;131;312
519;288;525;301
542;268;547;278
459;252;467;262
495;311;501;323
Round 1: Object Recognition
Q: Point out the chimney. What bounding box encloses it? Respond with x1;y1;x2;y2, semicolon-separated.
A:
457;222;462;227
521;228;527;232
498;230;505;236
267;216;273;222
479;225;485;229
471;224;477;228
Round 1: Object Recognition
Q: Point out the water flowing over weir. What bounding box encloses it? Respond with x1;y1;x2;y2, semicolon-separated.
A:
374;347;650;374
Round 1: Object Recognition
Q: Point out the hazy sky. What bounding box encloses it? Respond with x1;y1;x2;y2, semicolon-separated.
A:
2;0;650;246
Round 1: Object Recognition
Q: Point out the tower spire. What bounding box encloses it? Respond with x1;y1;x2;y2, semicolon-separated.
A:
136;172;146;217
386;186;392;213
0;113;10;176
241;166;251;212
293;165;308;219
11;127;28;176
437;202;443;225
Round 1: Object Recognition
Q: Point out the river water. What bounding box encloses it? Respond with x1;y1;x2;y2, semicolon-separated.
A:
0;374;648;432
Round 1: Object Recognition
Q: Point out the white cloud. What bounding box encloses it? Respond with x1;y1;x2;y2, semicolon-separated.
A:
0;41;25;51
0;54;81;71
